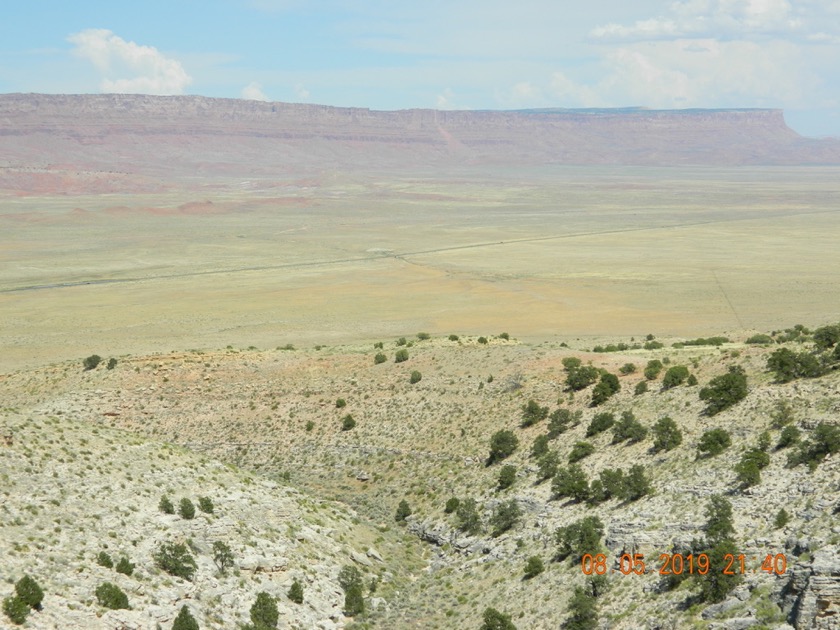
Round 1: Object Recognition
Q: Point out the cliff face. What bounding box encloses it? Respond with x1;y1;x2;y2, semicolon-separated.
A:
1;93;839;181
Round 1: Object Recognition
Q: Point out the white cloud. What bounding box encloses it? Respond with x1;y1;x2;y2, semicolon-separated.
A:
294;83;311;100
242;81;269;101
436;88;456;109
67;29;191;95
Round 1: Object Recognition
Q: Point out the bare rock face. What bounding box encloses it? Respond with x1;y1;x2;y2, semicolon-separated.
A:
779;548;840;629
1;94;839;190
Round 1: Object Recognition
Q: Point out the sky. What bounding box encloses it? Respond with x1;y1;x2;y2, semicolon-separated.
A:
1;0;839;137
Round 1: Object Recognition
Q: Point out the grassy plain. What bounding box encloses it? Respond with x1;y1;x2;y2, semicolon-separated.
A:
2;165;840;372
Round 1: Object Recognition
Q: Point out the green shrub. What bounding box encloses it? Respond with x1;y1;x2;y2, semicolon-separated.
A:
172;605;199;630
537;450;560;482
305;420;314;432
734;457;761;488
555;516;604;561
14;576;43;610
705;495;735;544
651;416;682;452
697;429;732;457
644;359;663;380
478;336;488;344
767;348;824;382
179;498;196;520
497;465;517;490
634;381;648;395
417;332;430;340
771;400;795;428
198;496;214;514
687;374;698;386
249;592;278;628
95;582;129;610
813;323;840;349
590;379;616;406
644;340;664;350
700;366;748;415
746;333;773;344
481;607;517;630
774;508;790;529
699;538;742;603
552;464;589;502
456;498;482;535
548;408;579;437
622;464;652;501
338;566;364;617
97;551;114;568
396;337;407;346
523;556;544;579
83;354;102;370
521;399;549;427
568;441;595;463
106;357;118;370
3;596;28;625
154;542;197;581
586;412;614;437
159;495;174;514
409;370;422;384
662;365;690;389
530;434;550;458
115;557;135;576
611;410;647;444
787;422;840;470
288;578;304;604
598;468;625;500
448;334;459;341
341;414;356;431
212;541;234;574
444;497;460;514
490;499;521;536
394;349;409;363
336;398;346;408
374;352;387;364
777;425;801;449
562;357;582;370
487;430;519;464
566;365;600;391
566;585;598;630
395;499;412;523
619;363;636;375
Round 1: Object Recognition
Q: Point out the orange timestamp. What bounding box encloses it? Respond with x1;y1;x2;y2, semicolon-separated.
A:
581;552;788;576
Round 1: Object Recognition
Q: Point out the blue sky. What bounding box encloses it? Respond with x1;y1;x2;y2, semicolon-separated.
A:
2;0;839;136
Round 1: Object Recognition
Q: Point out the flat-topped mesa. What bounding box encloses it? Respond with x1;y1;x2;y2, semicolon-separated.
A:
0;93;838;178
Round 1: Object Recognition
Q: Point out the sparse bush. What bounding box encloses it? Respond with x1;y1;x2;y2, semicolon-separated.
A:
634;381;648;395
341;414;356;431
198;496;214;514
374;352;387;364
456;498;482;535
697;428;732;457
787;422;840;470
705;495;735;544
305;420;314;432
562;357;582;371
172;605;199;630
396;337;407;346
644;359;663;380
106;357;118;370
651;416;682;452
565;585;598;630
448;334;459;341
417;332;431;340
598;468;625;500
154;542;197;581
14;576;43;610
374;341;384;349
338;566;364;617
521;399;549;427
481;607;517;630
83;354;102;370
611;410;647;444
622;464;652;501
288;578;304;604
644;340;664;350
777;425;801;449
586;412;614;437
179;498;196;520
444;497;460;514
409;370;422;384
212;541;234;574
531;434;550;458
115;557;134;576
700;538;742;603
555;516;604;561
159;495;174;514
568;441;595;463
394;348;409;363
478;336;488;344
770;400;795;428
746;333;773;344
249;591;278;628
97;551;114;568
548;408;579;437
95;582;129;610
537;451;560;482
552;464;589;502
734;457;761;488
499;332;510;340
336;398;346;408
700;366;748;415
3;596;28;625
813;323;840;349
566;365;599;391
488;430;519;464
523;556;544;579
619;363;636;375
767;348;824;382
395;499;412;523
687;374;698;386
497;465;517;490
590;374;619;406
662;365;690;389
774;508;790;529
490;499;521;536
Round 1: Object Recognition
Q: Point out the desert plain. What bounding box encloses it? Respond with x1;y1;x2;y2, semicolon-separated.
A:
3;165;840;373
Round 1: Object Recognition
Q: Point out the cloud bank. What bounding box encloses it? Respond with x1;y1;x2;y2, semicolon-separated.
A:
68;29;192;95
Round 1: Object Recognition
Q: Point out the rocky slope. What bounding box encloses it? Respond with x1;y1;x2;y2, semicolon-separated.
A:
2;328;838;628
2;94;839;191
